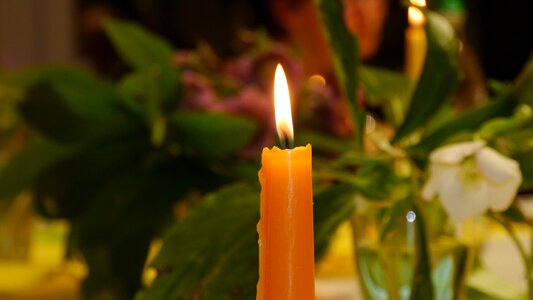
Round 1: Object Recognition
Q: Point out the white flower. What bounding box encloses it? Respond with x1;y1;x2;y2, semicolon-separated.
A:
422;140;522;220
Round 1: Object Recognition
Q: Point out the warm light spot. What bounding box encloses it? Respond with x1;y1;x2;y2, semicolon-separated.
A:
365;115;376;133
274;64;294;142
408;6;425;26
309;74;326;86
410;0;426;7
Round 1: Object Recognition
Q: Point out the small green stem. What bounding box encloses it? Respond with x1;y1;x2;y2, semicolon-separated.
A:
489;213;533;300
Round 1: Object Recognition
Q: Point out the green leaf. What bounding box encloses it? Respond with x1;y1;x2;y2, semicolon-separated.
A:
103;19;174;70
104;19;180;106
32;135;150;219
76;163;192;299
0;138;74;200
478;106;533;141
359;66;413;127
118;67;176;145
297;130;358;154
313;183;357;258
315;0;365;149
170;112;258;159
409;90;517;162
513;60;533;106
18;68;136;143
511;149;533;191
393;12;460;143
136;183;260;300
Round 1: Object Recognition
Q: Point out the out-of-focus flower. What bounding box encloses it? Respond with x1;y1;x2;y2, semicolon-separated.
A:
422;140;522;220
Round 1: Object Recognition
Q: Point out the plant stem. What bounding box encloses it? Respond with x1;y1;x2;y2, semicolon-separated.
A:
489;213;533;300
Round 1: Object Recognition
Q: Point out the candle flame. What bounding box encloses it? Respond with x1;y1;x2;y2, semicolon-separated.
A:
274;64;294;143
408;6;425;26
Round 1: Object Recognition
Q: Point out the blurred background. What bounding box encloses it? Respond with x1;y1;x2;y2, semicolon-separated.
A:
1;0;531;78
0;0;532;299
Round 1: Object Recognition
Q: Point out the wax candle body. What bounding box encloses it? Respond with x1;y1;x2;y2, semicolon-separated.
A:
405;24;427;79
257;144;314;300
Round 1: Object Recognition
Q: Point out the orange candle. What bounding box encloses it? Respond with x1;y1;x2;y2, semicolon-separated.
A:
405;1;427;79
256;64;315;299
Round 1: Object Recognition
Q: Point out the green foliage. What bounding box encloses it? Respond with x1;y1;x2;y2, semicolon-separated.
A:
104;19;180;107
103;19;174;70
0;2;530;298
393;12;460;144
135;184;259;300
0;138;75;200
360;66;413;127
0;17;264;300
170;112;258;159
315;0;365;149
409;91;516;163
137;181;357;299
18;68;137;143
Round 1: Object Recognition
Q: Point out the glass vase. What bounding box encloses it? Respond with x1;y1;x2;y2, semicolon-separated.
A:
352;197;476;300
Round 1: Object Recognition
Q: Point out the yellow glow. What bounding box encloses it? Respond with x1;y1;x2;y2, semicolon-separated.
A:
410;0;426;7
408;6;425;26
274;64;294;142
309;74;326;86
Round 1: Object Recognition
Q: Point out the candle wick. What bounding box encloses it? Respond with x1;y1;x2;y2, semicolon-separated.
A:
279;135;294;149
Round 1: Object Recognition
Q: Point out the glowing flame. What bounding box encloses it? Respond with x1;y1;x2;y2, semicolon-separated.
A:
274;64;294;143
408;6;425;26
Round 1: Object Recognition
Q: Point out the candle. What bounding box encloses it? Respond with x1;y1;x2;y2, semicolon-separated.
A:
256;64;315;299
405;0;427;79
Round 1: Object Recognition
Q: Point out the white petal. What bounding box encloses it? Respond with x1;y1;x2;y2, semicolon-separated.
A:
422;176;437;200
422;163;449;200
430;140;485;165
439;174;490;220
486;175;522;212
435;167;490;220
476;147;522;184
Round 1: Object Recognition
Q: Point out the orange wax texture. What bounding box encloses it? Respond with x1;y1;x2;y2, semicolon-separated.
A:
257;144;315;300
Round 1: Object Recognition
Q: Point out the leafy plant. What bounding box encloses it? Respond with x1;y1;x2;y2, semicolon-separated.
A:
0;1;532;299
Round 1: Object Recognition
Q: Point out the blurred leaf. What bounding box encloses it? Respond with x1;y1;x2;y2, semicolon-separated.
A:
514;60;533;106
76;163;193;299
0;138;74;200
360;66;413;127
297;130;358;154
479;108;533;141
103;19;174;70
315;0;365;149
393;12;460;143
352;160;397;200
104;19;179;106
170;112;258;159
136;183;260;300
409;90;517;162
18;68;137;143
118;67;174;145
33;134;150;219
313;183;357;258
511;150;533;191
